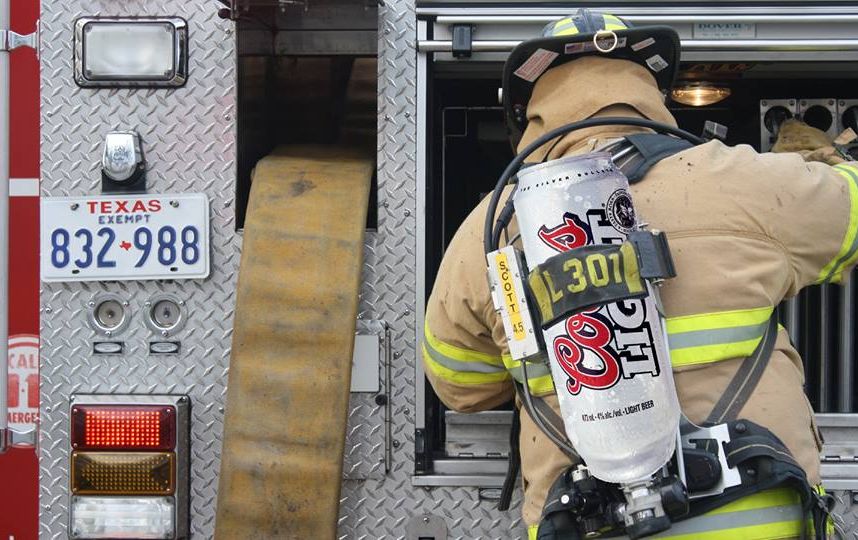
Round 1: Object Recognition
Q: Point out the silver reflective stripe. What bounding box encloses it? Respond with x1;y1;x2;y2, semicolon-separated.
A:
507;360;552;384
646;504;804;539
668;319;768;350
422;343;507;374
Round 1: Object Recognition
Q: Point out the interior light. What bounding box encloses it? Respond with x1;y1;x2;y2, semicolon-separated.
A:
671;83;731;107
71;405;176;451
74;18;188;87
72;452;175;495
70;496;175;539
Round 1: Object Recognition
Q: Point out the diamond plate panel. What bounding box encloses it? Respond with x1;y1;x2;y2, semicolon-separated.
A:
39;1;237;539
335;0;528;538
38;1;858;539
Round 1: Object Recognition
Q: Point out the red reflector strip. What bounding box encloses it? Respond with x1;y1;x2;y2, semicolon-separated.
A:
71;405;176;451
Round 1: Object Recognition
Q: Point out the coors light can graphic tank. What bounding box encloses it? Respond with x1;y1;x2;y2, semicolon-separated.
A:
513;152;680;483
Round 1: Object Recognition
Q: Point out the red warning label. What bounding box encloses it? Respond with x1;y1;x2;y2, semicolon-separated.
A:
7;335;39;429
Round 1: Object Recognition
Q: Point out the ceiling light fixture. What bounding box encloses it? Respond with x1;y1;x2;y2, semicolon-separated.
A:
671;83;731;107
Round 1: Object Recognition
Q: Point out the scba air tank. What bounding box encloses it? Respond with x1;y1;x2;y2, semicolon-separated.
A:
513;152;680;484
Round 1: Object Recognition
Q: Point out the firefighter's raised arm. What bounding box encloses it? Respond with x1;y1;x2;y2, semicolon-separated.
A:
423;195;514;413
766;121;858;291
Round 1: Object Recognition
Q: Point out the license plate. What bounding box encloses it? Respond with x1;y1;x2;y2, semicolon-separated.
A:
41;194;210;282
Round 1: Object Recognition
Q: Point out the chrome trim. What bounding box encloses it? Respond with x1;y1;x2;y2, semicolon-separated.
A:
415;19;429;433
418;38;858;53
74;17;188;88
418;6;858;17
433;14;858;24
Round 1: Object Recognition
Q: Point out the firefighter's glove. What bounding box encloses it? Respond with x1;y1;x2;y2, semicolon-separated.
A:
771;119;846;165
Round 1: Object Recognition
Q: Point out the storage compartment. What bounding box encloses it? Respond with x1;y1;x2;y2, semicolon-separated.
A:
233;1;378;229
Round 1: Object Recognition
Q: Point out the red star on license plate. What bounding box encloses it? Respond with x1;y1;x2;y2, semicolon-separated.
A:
119;241;132;251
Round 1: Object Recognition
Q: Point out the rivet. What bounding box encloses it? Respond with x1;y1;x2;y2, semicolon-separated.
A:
170;201;179;208
392;440;400;448
70;203;79;211
404;308;410;316
404;209;411;216
45;307;52;313
560;494;571;505
88;301;95;307
735;422;747;433
423;516;430;523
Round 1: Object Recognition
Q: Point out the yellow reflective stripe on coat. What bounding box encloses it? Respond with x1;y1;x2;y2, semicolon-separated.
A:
503;354;555;395
666;306;774;367
820;164;858;283
528;488;805;540
528;524;539;540
422;322;510;385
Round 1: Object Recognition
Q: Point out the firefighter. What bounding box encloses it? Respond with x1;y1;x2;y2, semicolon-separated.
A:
422;9;858;539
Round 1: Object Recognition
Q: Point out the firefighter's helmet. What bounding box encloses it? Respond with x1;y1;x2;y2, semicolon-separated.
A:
502;9;681;147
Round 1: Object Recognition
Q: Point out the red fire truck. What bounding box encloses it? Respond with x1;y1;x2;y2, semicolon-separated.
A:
1;0;38;538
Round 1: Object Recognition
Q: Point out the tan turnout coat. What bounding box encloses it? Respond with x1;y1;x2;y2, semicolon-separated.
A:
424;57;858;528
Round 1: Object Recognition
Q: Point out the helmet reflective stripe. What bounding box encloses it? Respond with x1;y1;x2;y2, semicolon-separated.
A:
545;17;577;37
602;14;629;31
545;11;629;38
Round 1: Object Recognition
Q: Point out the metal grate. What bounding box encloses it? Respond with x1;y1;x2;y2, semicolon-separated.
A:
782;276;857;413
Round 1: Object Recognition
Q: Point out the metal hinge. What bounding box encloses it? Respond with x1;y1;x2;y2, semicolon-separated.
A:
0;427;37;453
1;27;37;52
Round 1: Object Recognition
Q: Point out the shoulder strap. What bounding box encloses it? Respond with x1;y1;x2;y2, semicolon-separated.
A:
704;314;779;425
611;133;694;184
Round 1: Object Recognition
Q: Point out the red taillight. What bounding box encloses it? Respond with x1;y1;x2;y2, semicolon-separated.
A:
71;405;176;451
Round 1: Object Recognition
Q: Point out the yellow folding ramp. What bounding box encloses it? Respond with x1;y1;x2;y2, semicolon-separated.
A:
215;145;373;540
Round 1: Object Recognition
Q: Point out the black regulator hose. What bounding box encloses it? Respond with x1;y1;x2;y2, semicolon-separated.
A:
483;117;705;255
